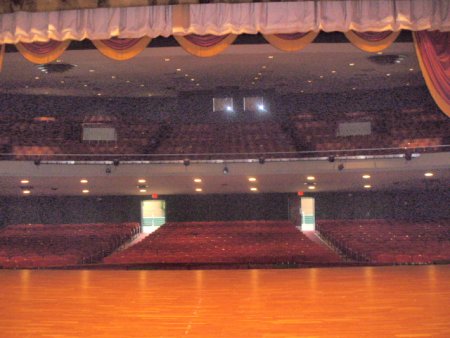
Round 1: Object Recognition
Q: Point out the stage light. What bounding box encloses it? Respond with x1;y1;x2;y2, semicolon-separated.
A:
257;104;265;111
113;159;120;166
34;159;41;166
328;155;335;163
405;151;412;161
223;166;229;175
259;157;265;165
226;106;233;112
183;159;190;167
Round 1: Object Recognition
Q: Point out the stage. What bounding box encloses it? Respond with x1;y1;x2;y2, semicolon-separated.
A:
1;265;449;337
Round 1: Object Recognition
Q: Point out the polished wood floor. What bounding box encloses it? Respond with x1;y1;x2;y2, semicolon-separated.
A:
1;265;449;337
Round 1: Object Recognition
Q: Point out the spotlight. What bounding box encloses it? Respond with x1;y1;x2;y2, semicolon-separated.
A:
404;151;412;161
328;155;335;163
338;164;344;171
183;158;190;167
258;157;266;165
113;159;120;166
34;159;41;166
223;166;229;175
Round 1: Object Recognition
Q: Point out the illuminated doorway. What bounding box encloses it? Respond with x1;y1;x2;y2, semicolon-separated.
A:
301;197;315;231
141;200;166;234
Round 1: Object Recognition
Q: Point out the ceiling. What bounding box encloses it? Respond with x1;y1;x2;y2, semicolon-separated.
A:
0;40;448;196
0;42;424;98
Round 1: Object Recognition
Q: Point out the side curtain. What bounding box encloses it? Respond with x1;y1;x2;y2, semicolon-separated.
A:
413;31;450;116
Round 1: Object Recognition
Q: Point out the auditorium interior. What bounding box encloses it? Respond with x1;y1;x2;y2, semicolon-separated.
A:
0;1;449;337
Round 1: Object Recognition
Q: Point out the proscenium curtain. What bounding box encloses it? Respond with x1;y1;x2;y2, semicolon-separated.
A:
92;37;152;61
344;31;400;52
263;32;319;52
1;1;449;44
16;40;70;64
413;31;450;116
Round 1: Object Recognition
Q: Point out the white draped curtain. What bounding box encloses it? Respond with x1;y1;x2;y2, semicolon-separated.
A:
0;1;449;43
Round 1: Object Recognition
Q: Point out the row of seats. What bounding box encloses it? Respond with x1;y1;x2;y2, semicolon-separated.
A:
104;221;342;266
0;222;141;268
316;219;450;264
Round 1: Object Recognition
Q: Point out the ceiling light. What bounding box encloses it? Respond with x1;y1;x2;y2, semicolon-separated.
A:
331;70;336;74
196;83;200;86
190;78;195;81
111;75;116;79
307;80;312;83
377;51;383;55
80;179;88;184
306;176;315;181
252;82;256;85
364;185;372;189
349;63;355;67
352;87;356;90
176;68;181;72
258;72;262;76
139;189;147;193
268;55;274;59
226;106;233;112
262;65;267;69
254;77;259;80
409;68;414;71
97;93;102;96
82;189;90;194
194;178;202;183
22;189;31;195
20;179;29;184
83;84;88;87
248;177;257;182
35;76;40;80
126;80;131;83
307;186;316;190
184;74;189;77
257;104;265;111
195;188;202;192
60;80;65;84
424;172;434;177
164;58;170;62
250;187;258;191
362;174;371;179
89;69;95;73
386;73;391;77
140;84;145;87
319;75;324;79
138;179;146;183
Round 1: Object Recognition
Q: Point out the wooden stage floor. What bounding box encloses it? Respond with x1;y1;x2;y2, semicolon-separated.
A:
0;265;449;337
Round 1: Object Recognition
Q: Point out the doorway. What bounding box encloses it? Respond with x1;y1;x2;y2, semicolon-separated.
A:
301;197;315;231
141;200;166;234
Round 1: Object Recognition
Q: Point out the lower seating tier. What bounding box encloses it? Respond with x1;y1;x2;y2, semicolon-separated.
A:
317;219;450;264
0;222;141;268
103;220;343;266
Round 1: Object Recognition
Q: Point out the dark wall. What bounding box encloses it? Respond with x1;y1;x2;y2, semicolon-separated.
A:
1;189;448;226
314;189;450;220
0;193;289;225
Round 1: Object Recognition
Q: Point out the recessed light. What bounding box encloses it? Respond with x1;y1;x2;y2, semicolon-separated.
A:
140;84;145;87
35;76;40;80
138;179;146;183
111;75;116;79
126;80;131;83
196;83;200;86
190;78;195;81
89;69;95;73
331;70;336;74
268;55;274;59
377;51;383;55
409;68;414;71
386;73;391;77
82;189;90;194
60;80;65;84
362;174;371;179
80;179;88;184
22;190;31;195
248;177;257;182
20;179;29;184
194;178;202;183
252;82;256;85
349;63;355;67
258;72;262;76
176;68;181;72
97;93;102;96
424;172;434;177
307;80;312;83
307;186;316;190
306;176;315;181
184;74;189;77
352;87;356;90
164;58;170;62
250;187;258;191
319;75;324;79
139;189;147;193
195;188;202;192
83;84;88;87
262;65;267;69
364;185;372;189
254;77;259;80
